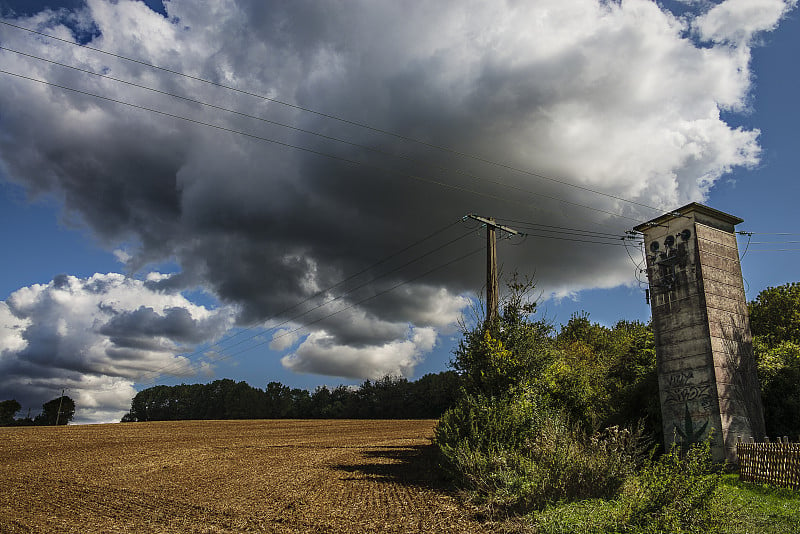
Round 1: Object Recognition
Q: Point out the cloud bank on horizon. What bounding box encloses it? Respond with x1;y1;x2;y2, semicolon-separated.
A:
0;273;234;423
0;0;795;422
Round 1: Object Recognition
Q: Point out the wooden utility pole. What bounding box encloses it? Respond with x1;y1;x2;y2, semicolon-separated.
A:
486;218;499;322
55;388;65;426
467;214;520;322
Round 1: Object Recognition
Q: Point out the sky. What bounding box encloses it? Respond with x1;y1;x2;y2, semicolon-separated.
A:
0;0;798;424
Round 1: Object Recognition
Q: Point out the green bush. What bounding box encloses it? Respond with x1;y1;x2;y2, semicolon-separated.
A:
434;391;648;513
618;441;720;533
532;442;721;533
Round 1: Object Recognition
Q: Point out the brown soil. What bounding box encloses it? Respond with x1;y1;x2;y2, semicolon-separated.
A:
0;419;504;533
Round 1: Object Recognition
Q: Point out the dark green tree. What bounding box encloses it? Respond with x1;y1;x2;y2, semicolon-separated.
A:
310;386;332;418
289;388;312;417
265;381;295;418
404;371;462;418
749;282;800;438
452;275;553;397
35;395;75;425
122;372;462;422
546;315;660;439
0;399;21;426
749;282;800;346
754;339;800;438
603;320;660;439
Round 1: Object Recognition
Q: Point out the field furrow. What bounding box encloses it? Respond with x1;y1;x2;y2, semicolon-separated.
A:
0;420;495;533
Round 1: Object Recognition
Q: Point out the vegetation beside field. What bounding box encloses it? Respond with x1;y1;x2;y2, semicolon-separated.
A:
713;475;800;534
434;277;800;533
526;474;800;534
120;371;462;421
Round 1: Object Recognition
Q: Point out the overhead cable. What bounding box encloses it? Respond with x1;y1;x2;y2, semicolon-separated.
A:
138;241;486;386
135;221;479;384
0;45;652;224
0;68;535;209
0;20;671;221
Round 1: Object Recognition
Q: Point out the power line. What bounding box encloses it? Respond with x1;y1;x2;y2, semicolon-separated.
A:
0;62;652;383
0;46;649;224
743;249;800;252
125;208;638;386
0;20;670;221
133;218;466;380
498;219;630;238
0;45;645;225
0;68;532;208
509;225;635;241
204;227;526;374
623;240;649;287
520;232;641;247
139;213;637;385
738;232;800;236
139;241;486;386
495;216;642;245
135;222;480;385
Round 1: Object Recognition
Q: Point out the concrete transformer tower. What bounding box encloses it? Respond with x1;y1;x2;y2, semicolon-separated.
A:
634;203;765;462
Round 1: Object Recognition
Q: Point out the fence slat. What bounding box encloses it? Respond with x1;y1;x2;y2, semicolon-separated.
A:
737;442;800;490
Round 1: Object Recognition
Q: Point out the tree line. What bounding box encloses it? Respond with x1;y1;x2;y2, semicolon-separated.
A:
121;372;462;422
0;395;75;426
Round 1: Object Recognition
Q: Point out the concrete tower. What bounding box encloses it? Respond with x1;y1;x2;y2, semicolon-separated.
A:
634;203;765;462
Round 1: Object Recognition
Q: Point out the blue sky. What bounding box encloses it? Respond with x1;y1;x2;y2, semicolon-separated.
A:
1;0;798;422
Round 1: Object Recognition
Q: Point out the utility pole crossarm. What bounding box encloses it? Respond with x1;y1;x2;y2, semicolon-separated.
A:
465;214;521;323
467;214;520;236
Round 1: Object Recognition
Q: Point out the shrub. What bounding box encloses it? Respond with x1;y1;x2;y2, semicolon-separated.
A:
434;391;648;513
618;441;720;533
531;441;721;533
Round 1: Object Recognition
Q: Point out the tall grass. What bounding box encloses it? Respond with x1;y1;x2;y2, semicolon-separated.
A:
434;390;648;513
618;441;719;533
435;391;722;533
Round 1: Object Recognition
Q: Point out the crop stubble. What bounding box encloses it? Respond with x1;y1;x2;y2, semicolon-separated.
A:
0;419;493;533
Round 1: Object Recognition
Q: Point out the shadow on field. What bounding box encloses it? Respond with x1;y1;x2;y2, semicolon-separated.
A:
332;444;451;490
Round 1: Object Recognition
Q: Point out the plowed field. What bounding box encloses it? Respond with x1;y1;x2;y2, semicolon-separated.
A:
0;420;501;533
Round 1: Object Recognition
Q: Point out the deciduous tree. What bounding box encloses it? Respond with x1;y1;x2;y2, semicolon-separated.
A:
35;396;75;425
0;399;21;426
749;283;800;438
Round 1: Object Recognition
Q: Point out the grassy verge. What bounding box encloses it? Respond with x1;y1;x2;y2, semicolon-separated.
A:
527;474;799;533
714;474;800;534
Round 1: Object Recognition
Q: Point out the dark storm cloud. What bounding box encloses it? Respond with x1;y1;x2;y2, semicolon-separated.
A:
100;306;215;345
0;0;794;408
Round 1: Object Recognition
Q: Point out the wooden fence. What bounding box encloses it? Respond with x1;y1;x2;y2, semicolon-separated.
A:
737;439;800;489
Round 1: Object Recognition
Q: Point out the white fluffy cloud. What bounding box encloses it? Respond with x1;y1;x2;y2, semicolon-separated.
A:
694;0;796;44
0;273;235;423
0;0;795;420
282;326;438;379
